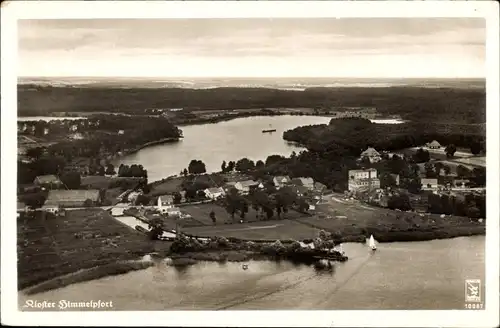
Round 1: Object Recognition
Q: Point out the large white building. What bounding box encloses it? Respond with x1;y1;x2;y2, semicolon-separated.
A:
348;168;380;192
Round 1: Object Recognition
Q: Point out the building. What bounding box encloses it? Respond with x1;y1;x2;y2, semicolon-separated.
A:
118;130;125;135
44;189;101;208
43;128;50;135
421;178;439;190
204;187;225;200
313;181;327;193
70;133;84;140
454;179;470;188
426;140;441;149
17;201;28;213
273;176;291;189
157;195;175;212
41;204;60;214
290;177;315;190
34;175;63;189
234;180;259;194
69;124;78;132
348;168;380;192
359;147;382;163
165;207;182;217
290;185;310;197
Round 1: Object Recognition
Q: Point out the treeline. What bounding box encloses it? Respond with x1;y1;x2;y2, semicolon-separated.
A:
45;115;182;160
283;118;486;156
18;85;485;124
428;193;485;218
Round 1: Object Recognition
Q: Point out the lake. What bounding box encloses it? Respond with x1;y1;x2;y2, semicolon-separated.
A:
114;116;404;182
114;115;334;182
18;116;87;122
19;236;485;310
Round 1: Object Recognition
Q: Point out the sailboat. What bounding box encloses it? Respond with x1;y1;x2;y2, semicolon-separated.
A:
369;235;377;251
262;124;277;133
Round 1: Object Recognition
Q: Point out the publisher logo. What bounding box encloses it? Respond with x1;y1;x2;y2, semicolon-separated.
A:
465;279;481;303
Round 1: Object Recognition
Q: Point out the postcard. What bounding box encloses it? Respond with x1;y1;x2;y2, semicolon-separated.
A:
1;1;498;327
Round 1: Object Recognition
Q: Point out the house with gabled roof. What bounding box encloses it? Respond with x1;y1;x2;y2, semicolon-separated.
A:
44;189;101;208
421;178;438;190
204;187;225;200
34;175;63;189
359;147;382;163
426;140;441;149
273;175;291;189
234;180;259;194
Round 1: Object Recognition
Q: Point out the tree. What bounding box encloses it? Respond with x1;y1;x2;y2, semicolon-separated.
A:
97;165;105;176
209;210;216;224
413;148;430;163
387;194;412;211
379;173;397;189
445;144;457;158
470;142;483;155
227;161;235;172
135;194;151;206
26;147;45;159
188;159;206;175
23;192;47;208
466;205;481;219
470;167;486;187
105;163;116;175
173;192;182;204
221;160;227;173
182;168;188;177
443;165;451;176
255;160;265;169
83;199;93;207
61;171;81;189
456;165;471;178
148;217;164;240
235;158;255;172
424;162;436;178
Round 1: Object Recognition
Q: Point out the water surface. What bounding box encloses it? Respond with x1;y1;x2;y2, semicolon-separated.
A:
19;236;485;310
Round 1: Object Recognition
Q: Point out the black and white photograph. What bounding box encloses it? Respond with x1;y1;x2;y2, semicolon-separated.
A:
1;1;498;327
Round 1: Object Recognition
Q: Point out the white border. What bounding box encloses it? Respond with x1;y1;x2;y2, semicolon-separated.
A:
1;1;498;327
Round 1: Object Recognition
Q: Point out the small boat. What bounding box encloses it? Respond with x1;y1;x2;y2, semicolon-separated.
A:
369;235;377;251
262;124;277;133
242;264;249;270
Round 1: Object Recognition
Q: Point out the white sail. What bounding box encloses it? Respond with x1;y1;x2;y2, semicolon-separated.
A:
369;235;377;249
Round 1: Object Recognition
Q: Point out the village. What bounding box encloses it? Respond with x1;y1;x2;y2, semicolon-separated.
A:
17;137;486;242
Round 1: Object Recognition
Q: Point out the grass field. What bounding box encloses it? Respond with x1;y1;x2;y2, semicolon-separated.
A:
17;209;154;290
182;219;320;241
181;202;307;226
294;193;485;242
148;177;185;196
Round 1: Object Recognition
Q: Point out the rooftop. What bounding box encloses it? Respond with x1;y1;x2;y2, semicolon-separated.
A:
34;175;61;184
44;189;100;205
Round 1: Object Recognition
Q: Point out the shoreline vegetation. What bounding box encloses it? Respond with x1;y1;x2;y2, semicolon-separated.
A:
22;259;155;296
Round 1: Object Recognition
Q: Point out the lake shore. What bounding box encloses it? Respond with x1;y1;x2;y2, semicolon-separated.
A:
21;259;155;296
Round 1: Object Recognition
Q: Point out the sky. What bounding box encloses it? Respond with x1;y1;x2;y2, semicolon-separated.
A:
18;18;486;78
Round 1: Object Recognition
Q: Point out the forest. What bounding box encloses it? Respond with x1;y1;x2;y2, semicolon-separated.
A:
283;118;486;156
18;85;485;124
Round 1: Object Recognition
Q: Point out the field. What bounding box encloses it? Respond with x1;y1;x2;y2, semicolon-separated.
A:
80;175;143;189
181;202;306;226
147;177;185;196
182;219;320;241
293;193;485;242
17;209;154;290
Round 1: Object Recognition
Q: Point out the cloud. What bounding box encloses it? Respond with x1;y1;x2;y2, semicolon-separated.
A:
18;18;485;77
